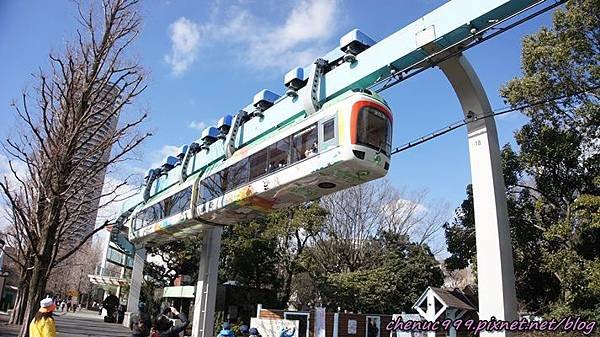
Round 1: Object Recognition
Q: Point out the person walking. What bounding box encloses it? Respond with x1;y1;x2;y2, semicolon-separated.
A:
151;306;189;337
239;325;249;337
280;327;295;337
216;322;236;337
29;298;57;337
103;292;119;322
367;319;379;337
131;302;152;337
249;327;262;337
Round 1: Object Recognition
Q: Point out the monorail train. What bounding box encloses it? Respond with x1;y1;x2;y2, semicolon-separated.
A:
129;89;393;245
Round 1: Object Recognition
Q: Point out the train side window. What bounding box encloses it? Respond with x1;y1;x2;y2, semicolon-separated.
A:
228;158;249;191
197;179;209;204
152;203;161;223
323;119;335;141
249;148;269;180
201;174;221;200
171;186;192;214
135;185;193;230
219;168;229;194
292;124;318;162
200;180;210;201
162;195;174;219
268;137;291;172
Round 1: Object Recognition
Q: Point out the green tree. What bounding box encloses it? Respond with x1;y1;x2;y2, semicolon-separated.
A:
217;203;327;306
445;147;562;313
443;185;476;271
501;0;599;318
266;203;328;305
446;0;599;318
144;235;204;286
219;219;282;290
320;232;443;313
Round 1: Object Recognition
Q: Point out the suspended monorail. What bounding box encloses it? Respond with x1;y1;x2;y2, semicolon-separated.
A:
119;28;398;245
129;89;392;245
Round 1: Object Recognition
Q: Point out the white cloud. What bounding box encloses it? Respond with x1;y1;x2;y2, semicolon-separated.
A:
200;0;340;70
0;154;28;188
165;17;201;76
94;175;140;248
0;154;29;229
188;120;206;131
150;144;181;168
95;175;140;227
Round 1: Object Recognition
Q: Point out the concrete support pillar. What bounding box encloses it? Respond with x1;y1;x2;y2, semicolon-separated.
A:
192;226;223;337
123;248;146;327
439;55;518;336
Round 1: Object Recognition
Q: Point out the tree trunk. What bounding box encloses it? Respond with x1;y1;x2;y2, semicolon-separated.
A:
18;258;50;337
8;284;28;324
9;266;31;325
281;264;294;307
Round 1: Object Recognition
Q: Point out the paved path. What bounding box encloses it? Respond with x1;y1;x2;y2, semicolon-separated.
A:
0;310;131;337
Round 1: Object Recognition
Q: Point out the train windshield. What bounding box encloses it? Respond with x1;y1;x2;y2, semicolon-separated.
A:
133;185;192;231
357;106;392;155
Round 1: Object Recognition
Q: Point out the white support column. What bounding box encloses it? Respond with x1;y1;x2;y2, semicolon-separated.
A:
124;248;146;327
192;226;224;337
256;303;263;318
426;292;436;337
333;313;339;337
439;55;517;336
446;309;457;337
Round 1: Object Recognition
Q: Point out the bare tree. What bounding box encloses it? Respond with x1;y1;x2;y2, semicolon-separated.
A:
441;263;475;289
0;219;33;324
311;180;449;273
0;0;149;334
47;239;104;306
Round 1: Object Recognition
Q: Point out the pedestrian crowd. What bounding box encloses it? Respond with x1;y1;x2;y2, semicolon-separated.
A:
129;304;270;337
28;296;293;337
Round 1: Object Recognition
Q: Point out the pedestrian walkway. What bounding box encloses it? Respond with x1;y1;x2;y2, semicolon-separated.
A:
0;310;131;337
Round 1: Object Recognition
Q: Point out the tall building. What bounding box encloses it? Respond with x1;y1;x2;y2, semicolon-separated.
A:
64;83;122;245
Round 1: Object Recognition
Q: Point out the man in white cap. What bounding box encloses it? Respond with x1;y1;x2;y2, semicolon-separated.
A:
29;297;57;337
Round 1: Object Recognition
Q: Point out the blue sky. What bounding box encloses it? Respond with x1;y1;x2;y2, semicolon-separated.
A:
0;1;556;227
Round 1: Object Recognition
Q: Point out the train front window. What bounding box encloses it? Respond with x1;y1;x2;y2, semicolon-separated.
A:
357;106;392;155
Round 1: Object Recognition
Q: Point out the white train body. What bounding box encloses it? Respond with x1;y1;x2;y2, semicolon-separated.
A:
130;91;392;245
